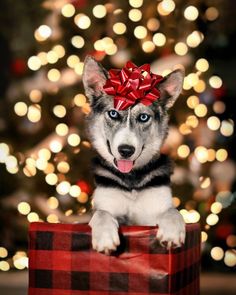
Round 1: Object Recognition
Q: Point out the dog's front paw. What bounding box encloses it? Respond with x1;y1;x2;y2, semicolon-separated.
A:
156;209;186;249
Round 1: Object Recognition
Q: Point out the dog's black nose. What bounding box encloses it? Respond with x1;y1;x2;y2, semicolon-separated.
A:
118;145;135;158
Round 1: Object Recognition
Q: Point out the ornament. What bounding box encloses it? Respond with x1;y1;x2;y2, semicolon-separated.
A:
103;61;163;111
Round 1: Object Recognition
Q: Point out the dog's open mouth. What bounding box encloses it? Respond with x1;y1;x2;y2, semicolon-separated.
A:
114;159;134;173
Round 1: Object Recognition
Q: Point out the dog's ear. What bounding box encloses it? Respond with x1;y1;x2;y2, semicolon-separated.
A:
82;56;108;102
157;69;184;109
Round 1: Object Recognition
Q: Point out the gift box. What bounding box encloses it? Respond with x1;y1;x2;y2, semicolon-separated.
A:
28;222;200;295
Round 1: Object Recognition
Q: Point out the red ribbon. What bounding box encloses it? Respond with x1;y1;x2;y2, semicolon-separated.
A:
103;61;163;110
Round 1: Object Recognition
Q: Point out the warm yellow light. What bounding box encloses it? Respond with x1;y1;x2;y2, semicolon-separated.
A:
44;163;54;174
211;202;223;214
128;9;142;22
37;52;48;65
184;6;199;21
224;250;236;267
17;202;31;215
56;181;71;195
174;42;188;56
134;26;147;39
209;75;222;89
14;102;28;117
38;148;51;160
45;173;58;185
47;69;61;82
67;55;80;68
194;146;208;163
153;33;166;46
37;25;52;40
61;3;75;18
29;89;42;103
172;197;181;208
211;247;224;261
74;62;84;75
220;120;234;137
68;133;81;147
93;5;107;18
207;149;216;162
0;143;9;163
28;56;41;71
186;115;199;128
157;0;175;15
142;41;155;53
49;140;63;153
205;7;219;21
36;158;48;170
200;177;211;189
186;73;199;87
53;105;66;118
27;212;39;222
105;44;117;55
201;231;208;243
77;192;89;203
206;213;219;226
147;18;160;31
57;161;70;173
27;104;41;123
187;95;199;109
195;58;209;72
216;149;228;162
71;35;85;48
177;145;190;158
194;79;206;93
69;185;81;197
0;261;10;271
55;123;69;136
47;196;59;209
186;31;203;48
74;14;91;29
179;123;192;135
47;214;59;223
74;94;87;107
206;116;220;131
47;51;59;64
52;45;65;58
5;155;18;169
194;104;207;117
129;0;143;8
113;22;127;35
0;247;8;258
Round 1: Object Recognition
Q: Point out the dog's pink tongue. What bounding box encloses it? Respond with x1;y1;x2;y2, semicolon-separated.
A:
117;160;134;173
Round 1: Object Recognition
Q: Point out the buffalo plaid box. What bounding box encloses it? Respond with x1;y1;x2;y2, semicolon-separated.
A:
28;222;200;295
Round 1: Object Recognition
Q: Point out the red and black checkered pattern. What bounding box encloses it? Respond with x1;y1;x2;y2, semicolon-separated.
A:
28;223;200;295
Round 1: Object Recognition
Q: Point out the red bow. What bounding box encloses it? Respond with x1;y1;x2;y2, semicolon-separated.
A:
103;61;163;111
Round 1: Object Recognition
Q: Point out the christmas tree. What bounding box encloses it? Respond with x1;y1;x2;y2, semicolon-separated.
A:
0;0;235;272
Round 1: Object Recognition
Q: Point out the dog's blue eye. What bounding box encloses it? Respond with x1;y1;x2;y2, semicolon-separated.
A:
108;110;120;120
138;113;150;123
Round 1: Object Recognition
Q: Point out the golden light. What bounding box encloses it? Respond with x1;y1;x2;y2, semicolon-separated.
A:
93;5;107;18
224;250;236;267
186;31;203;48
206;213;219;226
186;115;199;128
74;14;91;29
77;192;89;203
57;161;70;173
38;148;51;160
157;0;175;15
184;6;199;21
129;0;143;8
45;173;58;185
174;42;188;56
5;155;18;169
194;104;208;117
27;212;39;222
211;202;223;214
128;9;142;22
67;133;81;147
65;209;73;216
226;235;236;248
187;210;201;223
61;3;75;18
179;123;192;135
47;51;59;64
67;55;80;68
55;123;69;136
183;78;191;90
205;7;219;21
142;41;155;53
37;25;52;40
186;73;199;87
36;158;47;170
52;45;65;58
200;177;211;189
0;247;8;258
134;26;147;39
216;149;228;162
194;79;206;93
207;116;221;131
177;145;190;158
69;185;81;197
74;62;84;75
47;214;59;223
49;140;63;153
207;149;216;162
172;197;181;208
187;95;199;109
211;247;224;261
18;202;31;215
94;39;104;51
201;231;208;243
220;120;234;137
195;58;209;72
71;35;85;48
14;102;28;117
153;33;166;46
44;163;55;174
27;56;41;71
0;143;9;163
37;51;48;65
27;104;41;123
29;89;42;103
74;94;87;107
213;101;226;114
56;181;71;195
194;146;208;163
47;69;61;82
209;75;222;89
0;261;10;271
53;105;66;118
113;22;127;35
105;44;118;56
147;18;160;31
47;196;59;209
23;165;36;177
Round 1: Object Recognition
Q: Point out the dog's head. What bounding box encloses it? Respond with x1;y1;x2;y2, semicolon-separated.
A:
82;56;184;173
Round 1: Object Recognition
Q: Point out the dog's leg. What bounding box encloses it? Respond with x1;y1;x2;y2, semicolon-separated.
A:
156;208;185;249
89;210;120;255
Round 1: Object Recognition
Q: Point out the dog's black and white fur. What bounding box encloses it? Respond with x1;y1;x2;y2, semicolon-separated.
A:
82;56;186;254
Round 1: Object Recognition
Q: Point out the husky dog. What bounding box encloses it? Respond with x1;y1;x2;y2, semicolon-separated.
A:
82;56;185;255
